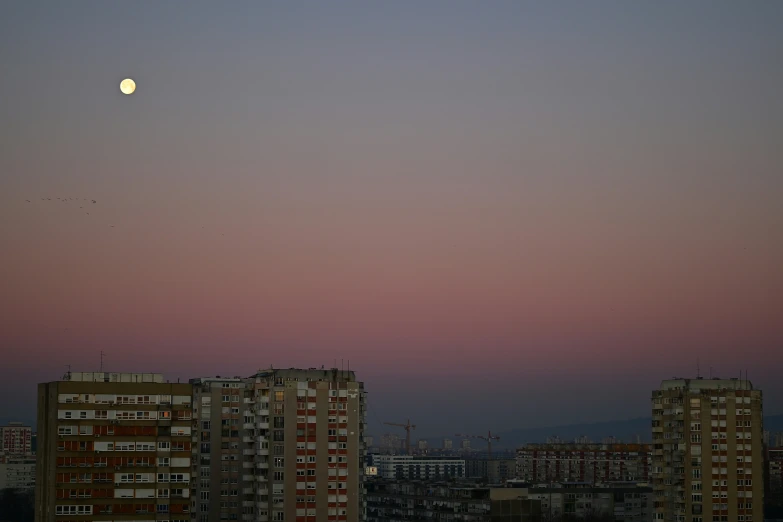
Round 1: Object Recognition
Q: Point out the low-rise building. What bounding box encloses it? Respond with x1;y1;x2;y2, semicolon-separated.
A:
0;455;36;489
368;454;466;480
366;478;542;522
509;481;653;522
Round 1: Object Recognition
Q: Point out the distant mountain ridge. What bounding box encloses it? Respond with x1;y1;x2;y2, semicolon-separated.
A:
415;414;783;450
491;414;783;448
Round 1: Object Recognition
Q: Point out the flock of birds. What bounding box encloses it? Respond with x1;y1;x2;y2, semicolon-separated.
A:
23;198;224;234
24;197;114;226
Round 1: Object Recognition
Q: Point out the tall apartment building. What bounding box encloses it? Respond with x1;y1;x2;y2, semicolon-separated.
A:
36;371;193;522
378;433;402;455
191;368;367;522
2;421;34;456
516;443;651;484
651;377;763;522
190;376;248;522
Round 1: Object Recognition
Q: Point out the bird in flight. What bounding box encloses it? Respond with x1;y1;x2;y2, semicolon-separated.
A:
26;200;31;202
92;200;97;204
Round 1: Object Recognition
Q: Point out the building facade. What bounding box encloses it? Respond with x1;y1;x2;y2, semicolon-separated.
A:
378;434;403;455
766;446;783;518
190;376;248;522
2;421;34;456
0;455;36;489
651;377;764;522
35;372;193;522
368;455;466;480
190;368;368;522
516;443;651;484
466;458;517;484
519;482;653;522
366;478;543;522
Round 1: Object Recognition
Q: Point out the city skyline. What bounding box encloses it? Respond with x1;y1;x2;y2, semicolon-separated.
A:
2;2;783;435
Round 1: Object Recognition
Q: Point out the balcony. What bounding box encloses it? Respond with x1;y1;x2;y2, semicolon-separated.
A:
257;447;269;456
257;422;269;430
256;461;269;469
243;449;255;456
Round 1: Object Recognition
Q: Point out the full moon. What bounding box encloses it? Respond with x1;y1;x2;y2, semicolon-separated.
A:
120;78;136;95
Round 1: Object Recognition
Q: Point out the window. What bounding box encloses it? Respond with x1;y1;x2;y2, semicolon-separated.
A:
274;391;284;402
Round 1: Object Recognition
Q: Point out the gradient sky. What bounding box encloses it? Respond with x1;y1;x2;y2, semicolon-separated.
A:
1;1;782;438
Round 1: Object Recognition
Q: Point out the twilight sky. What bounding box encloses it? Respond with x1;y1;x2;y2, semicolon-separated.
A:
1;1;782;437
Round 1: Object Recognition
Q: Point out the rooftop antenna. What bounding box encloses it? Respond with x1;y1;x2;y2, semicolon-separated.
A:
100;351;105;372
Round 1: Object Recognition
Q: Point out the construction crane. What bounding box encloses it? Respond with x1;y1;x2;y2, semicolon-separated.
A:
384;419;416;455
455;430;500;459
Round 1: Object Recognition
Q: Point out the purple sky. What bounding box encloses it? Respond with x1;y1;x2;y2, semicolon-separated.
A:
1;1;782;436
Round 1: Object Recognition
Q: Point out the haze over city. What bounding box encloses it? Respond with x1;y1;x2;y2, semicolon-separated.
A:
1;1;782;437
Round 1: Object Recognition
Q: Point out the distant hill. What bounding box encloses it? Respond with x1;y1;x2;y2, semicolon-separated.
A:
492;414;783;448
416;414;783;450
0;417;34;428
